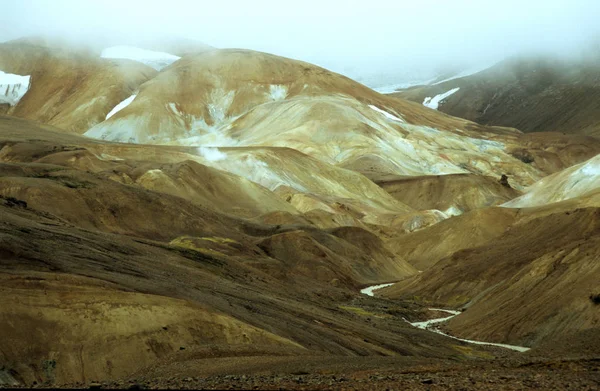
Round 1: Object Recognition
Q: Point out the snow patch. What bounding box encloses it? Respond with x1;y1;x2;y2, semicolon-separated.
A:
432;62;496;85
373;78;437;94
167;102;182;116
0;70;30;106
198;147;227;162
369;105;405;122
101;46;180;71
192;88;236;133
105;95;136;120
145;169;163;176
579;159;600;176
423;88;460;110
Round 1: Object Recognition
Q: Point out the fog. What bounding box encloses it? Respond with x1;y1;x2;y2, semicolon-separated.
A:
2;0;600;86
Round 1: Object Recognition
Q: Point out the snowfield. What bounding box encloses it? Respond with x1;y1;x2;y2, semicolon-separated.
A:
369;105;405;122
373;78;437;94
432;61;497;85
0;70;31;106
101;46;181;71
423;88;460;110
105;94;137;120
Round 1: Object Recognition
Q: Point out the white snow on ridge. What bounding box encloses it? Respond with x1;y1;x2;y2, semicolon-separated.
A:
369;105;405;122
423;88;460;110
105;94;136;120
373;78;437;94
433;62;497;85
101;46;180;71
0;70;31;106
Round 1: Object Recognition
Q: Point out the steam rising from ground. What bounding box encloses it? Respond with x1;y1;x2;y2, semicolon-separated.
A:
198;146;227;162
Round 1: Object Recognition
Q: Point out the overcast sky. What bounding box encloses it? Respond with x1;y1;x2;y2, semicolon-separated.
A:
2;0;599;84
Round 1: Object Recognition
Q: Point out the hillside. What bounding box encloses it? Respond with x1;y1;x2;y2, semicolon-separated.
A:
84;49;600;191
1;39;600;388
0;38;157;133
381;153;600;346
394;55;600;137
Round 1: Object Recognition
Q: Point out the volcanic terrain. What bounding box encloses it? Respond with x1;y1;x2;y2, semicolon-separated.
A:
0;38;599;389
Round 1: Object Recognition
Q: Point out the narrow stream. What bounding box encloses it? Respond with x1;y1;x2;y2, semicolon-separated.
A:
361;284;530;352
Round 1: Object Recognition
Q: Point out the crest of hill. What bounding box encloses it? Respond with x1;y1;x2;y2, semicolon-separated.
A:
0;38;157;133
85;48;582;190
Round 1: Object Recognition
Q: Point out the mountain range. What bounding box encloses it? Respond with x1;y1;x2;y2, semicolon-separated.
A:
1;36;599;389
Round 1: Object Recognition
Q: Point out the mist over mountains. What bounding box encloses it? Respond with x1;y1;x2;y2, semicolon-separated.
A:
1;1;600;389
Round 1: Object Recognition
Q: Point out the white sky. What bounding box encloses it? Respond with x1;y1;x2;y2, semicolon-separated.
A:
1;0;599;84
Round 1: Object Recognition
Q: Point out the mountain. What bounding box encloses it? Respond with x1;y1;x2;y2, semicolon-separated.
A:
84;49;600;188
380;153;600;346
393;55;600;137
1;38;600;388
0;38;157;133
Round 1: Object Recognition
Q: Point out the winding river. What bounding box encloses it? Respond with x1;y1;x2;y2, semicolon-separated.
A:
361;283;530;352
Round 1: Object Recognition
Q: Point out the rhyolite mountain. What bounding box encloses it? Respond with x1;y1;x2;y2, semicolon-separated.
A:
1;37;600;388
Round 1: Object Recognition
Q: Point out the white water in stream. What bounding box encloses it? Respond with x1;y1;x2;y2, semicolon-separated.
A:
360;284;530;352
360;283;395;296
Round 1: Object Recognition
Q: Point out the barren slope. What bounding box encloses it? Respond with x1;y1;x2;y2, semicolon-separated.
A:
0;116;498;386
382;194;600;347
394;55;600;137
0;38;157;133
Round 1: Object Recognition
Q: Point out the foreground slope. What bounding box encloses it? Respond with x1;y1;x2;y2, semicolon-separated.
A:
0;115;504;386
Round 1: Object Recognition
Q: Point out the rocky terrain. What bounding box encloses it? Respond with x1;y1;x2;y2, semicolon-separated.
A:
393;54;600;137
0;37;599;389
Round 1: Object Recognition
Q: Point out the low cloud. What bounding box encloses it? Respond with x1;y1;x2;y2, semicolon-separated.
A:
2;0;599;85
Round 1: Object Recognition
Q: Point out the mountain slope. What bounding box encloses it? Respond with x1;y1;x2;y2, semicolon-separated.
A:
2;39;600;388
502;153;600;208
394;56;600;136
0;115;488;386
0;38;157;133
84;48;594;192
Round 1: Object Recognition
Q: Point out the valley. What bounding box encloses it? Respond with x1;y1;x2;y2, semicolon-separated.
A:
0;35;599;390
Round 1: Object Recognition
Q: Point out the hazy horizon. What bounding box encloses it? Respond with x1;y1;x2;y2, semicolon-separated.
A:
2;0;600;86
